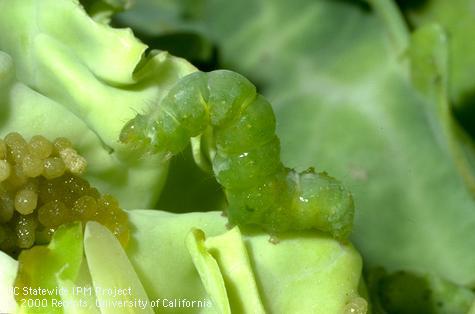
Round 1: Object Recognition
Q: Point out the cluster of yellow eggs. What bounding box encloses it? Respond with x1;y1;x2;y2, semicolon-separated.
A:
0;133;128;254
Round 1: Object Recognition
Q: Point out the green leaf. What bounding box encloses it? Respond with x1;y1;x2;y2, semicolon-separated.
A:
14;222;84;314
114;0;204;36
409;23;475;202
469;301;475;314
0;49;168;209
84;221;153;314
12;220;155;314
202;227;265;313
240;228;366;313
367;269;475;313
0;0;197;208
127;210;366;313
402;0;475;124
126;210;226;313
117;0;475;287
186;228;231;314
187;226;265;313
80;0;132;24
0;251;18;313
7;210;366;314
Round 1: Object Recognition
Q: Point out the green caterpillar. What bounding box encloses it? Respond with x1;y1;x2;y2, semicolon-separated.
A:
120;70;354;240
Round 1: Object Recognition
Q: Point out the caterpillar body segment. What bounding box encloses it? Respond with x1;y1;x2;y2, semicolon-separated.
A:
120;70;354;239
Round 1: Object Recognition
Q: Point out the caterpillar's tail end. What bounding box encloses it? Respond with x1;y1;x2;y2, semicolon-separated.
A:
327;193;354;241
119;114;152;153
293;169;355;241
224;169;354;241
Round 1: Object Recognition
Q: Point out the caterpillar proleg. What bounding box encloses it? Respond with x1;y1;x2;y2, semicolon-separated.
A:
120;70;354;239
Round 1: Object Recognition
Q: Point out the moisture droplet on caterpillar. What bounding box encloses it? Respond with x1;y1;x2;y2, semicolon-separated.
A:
0;132;129;255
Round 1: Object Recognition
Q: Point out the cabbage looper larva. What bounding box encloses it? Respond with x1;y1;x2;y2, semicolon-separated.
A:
120;70;354;239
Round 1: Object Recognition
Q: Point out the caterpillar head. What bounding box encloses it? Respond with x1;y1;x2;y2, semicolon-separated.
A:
119;114;151;153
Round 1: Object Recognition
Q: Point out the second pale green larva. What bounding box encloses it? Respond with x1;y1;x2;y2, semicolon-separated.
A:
120;70;354;239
